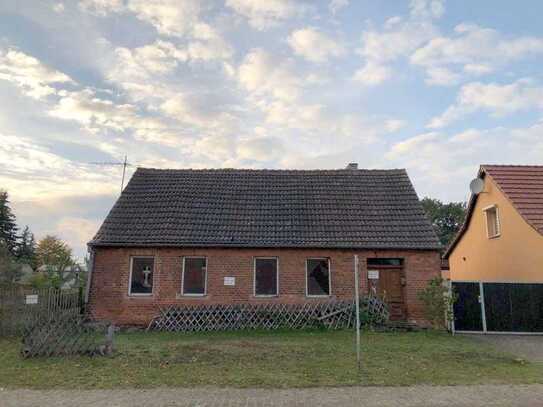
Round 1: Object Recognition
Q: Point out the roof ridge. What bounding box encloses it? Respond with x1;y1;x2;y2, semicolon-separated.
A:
482;164;543;168
136;167;408;172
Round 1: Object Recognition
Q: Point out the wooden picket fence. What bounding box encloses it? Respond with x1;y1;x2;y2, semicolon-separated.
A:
22;314;114;358
148;297;389;333
0;287;82;337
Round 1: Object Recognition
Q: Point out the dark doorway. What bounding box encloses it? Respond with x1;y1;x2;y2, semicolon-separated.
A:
452;282;483;331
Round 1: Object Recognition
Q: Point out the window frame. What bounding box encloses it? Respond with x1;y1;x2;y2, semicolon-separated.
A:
181;256;208;297
128;256;155;297
483;205;501;239
253;256;279;298
305;257;332;298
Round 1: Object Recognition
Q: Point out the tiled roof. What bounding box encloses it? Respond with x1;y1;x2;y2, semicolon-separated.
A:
444;164;543;258
483;165;543;234
90;168;440;250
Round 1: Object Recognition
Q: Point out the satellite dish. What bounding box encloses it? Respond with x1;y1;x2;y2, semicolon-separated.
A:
469;178;484;195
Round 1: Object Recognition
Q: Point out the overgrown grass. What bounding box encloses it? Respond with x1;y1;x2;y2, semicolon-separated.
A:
0;329;542;388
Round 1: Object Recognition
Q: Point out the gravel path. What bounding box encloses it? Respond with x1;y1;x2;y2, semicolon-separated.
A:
2;385;543;407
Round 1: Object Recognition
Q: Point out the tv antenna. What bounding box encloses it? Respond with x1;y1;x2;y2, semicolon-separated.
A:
88;155;134;194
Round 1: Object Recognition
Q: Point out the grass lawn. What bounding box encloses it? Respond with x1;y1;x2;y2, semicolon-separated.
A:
0;329;542;389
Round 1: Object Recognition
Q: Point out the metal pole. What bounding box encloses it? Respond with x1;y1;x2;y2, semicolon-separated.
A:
479;281;487;333
120;155;127;194
354;255;361;372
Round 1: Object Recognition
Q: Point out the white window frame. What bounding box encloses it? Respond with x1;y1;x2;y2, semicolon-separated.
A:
182;256;208;297
128;256;155;297
305;258;332;298
253;257;279;297
483;205;501;239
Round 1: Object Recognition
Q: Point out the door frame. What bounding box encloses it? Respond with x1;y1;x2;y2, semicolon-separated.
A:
367;264;407;321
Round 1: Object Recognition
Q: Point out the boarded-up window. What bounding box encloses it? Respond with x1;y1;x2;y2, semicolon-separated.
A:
183;257;207;295
484;206;500;238
129;257;154;295
254;258;278;296
306;258;330;296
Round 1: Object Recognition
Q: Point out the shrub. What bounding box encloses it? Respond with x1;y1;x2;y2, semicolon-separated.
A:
418;277;456;329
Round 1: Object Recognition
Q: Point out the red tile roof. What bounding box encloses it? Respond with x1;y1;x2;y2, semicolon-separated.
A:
444;164;543;259
483;165;543;235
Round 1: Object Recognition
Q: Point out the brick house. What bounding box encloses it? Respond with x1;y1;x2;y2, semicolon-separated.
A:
87;165;441;326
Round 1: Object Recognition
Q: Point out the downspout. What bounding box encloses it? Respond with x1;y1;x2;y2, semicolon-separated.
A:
85;245;95;304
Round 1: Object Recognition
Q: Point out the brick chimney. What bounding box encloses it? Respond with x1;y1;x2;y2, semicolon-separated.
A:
346;163;358;170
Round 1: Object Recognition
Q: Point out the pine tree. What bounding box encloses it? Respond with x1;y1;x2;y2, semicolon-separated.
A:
0;190;18;255
17;225;37;270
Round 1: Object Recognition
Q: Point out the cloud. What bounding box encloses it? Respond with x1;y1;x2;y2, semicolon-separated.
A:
359;19;437;64
79;0;124;15
55;217;101;253
385;121;543;201
329;0;349;15
424;67;460;86
80;0;203;37
428;79;543;128
226;0;310;30
53;3;65;13
287;27;345;63
238;48;306;102
237;136;286;162
160;93;240;135
352;62;391;85
0;48;72;100
411;23;543;85
0;134;118;201
409;0;445;20
49;89;139;132
353;0;441;86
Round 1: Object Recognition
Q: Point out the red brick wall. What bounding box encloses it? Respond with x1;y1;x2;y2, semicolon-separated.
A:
87;247;440;326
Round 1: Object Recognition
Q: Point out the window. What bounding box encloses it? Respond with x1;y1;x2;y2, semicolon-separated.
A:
254;258;278;296
306;258;331;297
182;257;207;295
484;205;500;238
129;257;154;296
367;258;403;267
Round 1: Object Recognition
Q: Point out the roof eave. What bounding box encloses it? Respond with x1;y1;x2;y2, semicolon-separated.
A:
88;241;441;251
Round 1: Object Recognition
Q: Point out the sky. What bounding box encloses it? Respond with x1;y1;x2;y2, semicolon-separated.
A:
1;0;543;259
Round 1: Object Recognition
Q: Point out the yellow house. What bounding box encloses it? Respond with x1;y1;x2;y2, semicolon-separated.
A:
444;165;543;333
445;165;543;282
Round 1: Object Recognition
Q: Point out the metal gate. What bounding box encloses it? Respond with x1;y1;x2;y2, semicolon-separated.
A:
452;282;543;333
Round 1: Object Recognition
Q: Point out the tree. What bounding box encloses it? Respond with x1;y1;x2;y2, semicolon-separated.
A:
36;235;75;289
0;190;18;256
17;225;37;270
421;197;467;249
36;235;74;271
0;244;23;286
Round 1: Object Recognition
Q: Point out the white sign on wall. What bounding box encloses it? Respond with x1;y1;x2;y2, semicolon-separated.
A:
25;294;38;305
368;270;380;280
224;276;236;286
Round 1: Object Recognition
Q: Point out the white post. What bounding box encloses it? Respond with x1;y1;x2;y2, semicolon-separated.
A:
354;255;361;372
479;281;487;333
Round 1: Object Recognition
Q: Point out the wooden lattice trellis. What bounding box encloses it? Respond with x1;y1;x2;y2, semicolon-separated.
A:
148;297;389;333
21;313;113;358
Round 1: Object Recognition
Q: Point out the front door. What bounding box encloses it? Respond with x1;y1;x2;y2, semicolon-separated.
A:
368;267;406;321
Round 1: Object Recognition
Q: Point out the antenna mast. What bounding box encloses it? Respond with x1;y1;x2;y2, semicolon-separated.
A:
88;155;133;194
